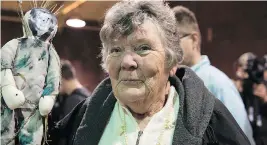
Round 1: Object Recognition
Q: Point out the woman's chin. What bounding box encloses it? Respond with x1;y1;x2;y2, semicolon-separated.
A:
119;88;146;103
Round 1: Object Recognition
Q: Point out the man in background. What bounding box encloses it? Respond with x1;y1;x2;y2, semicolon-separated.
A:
48;60;91;145
173;6;255;144
54;60;91;120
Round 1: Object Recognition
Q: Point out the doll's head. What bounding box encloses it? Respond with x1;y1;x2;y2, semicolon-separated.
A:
24;8;58;42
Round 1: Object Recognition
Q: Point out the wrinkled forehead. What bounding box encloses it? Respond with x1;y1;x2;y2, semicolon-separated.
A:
107;21;163;47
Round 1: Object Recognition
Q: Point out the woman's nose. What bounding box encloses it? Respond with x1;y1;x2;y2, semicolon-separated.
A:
121;53;138;71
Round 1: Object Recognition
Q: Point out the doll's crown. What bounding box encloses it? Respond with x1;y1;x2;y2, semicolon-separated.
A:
18;0;64;16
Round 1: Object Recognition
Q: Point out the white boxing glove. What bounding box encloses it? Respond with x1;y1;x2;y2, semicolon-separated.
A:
39;95;55;116
1;69;25;110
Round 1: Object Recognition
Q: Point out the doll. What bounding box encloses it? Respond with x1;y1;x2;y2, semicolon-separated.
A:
1;2;61;145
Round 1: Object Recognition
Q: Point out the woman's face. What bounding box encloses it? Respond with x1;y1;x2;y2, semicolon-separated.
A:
105;21;175;114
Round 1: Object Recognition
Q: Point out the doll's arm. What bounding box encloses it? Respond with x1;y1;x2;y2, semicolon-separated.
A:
39;45;61;116
1;39;25;109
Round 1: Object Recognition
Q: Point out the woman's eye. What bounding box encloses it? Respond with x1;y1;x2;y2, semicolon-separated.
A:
135;44;151;54
110;47;121;54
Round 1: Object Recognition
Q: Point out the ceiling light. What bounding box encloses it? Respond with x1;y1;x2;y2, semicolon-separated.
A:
66;18;86;28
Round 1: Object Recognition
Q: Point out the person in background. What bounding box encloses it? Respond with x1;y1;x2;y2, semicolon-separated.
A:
235;52;267;109
235;52;258;104
173;6;255;145
54;60;91;120
48;60;91;145
235;53;267;145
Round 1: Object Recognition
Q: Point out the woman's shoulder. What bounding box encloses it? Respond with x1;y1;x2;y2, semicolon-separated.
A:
206;99;251;145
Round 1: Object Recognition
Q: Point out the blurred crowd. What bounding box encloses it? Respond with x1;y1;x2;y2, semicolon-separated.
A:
233;53;267;144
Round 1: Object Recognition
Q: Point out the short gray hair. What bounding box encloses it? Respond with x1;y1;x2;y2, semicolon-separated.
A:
100;0;183;71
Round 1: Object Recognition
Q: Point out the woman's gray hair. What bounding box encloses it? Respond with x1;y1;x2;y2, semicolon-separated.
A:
100;0;183;71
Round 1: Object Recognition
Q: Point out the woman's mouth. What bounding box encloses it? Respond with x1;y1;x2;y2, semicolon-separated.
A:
120;79;143;86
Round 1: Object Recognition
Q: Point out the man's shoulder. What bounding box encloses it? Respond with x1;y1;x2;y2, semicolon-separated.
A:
195;64;240;100
72;88;91;98
64;88;91;106
197;65;232;85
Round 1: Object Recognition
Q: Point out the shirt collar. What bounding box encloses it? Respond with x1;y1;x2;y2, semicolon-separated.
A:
191;55;211;72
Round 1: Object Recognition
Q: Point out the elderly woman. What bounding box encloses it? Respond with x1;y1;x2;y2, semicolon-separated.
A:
54;1;250;145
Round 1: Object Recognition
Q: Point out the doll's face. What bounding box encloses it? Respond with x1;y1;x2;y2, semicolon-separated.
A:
28;8;58;41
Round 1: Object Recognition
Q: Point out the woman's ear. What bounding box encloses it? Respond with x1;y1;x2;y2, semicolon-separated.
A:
169;64;179;77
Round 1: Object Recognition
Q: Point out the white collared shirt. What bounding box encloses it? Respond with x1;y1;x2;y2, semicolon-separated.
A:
99;86;179;145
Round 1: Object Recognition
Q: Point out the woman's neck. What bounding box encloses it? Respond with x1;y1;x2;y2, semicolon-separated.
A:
131;99;167;130
130;82;170;130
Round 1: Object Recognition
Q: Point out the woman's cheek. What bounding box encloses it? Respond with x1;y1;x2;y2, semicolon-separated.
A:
141;54;164;78
106;55;121;79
